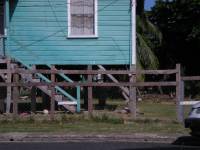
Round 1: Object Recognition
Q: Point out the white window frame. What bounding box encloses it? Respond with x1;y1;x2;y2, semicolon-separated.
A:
68;0;98;38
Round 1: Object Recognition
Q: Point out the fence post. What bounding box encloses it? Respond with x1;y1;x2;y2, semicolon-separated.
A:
76;86;81;113
31;65;36;113
180;80;185;120
50;65;55;120
13;71;19;118
176;64;184;122
6;58;11;113
31;86;36;113
87;65;93;115
129;65;137;118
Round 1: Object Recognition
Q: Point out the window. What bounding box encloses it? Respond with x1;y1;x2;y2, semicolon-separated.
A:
68;0;98;38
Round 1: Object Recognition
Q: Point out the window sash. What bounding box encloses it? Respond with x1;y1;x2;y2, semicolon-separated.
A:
68;0;98;38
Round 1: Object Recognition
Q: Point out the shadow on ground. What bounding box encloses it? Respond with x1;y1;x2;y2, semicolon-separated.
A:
172;136;200;146
119;136;200;150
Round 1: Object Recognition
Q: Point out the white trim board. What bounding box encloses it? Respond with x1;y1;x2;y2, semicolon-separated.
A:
67;0;98;38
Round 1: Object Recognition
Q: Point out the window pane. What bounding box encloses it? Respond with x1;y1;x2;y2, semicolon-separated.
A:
84;15;94;35
71;15;84;35
84;0;94;15
70;0;95;36
71;0;84;15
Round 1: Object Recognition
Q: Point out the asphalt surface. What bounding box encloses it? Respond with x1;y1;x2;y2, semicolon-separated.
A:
0;141;200;150
0;133;200;150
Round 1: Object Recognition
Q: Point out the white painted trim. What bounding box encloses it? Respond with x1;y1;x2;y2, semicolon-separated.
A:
67;0;98;38
58;101;77;105
95;0;98;37
67;35;98;39
180;101;200;106
67;0;71;37
131;0;136;65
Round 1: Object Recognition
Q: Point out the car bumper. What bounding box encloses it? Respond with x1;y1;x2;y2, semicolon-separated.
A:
185;118;200;128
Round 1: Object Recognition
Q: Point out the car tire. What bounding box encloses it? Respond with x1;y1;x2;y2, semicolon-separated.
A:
190;128;200;137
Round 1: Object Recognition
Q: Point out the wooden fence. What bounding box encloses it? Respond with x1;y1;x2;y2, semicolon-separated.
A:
0;62;183;122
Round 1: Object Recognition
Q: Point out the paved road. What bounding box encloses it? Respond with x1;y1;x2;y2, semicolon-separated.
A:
0;141;199;150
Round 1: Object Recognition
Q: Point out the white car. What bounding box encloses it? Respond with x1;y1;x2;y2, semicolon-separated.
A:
185;102;200;136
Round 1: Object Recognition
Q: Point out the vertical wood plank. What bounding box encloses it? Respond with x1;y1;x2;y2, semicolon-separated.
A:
180;80;185;120
31;86;36;113
31;65;36;113
128;65;137;118
6;58;11;113
76;86;81;113
87;65;93;114
50;65;55;120
13;73;19;117
176;64;183;122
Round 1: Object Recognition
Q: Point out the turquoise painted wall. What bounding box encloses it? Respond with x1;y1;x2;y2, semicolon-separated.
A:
7;0;131;65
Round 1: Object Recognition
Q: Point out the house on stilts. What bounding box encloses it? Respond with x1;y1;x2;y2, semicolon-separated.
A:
0;0;136;114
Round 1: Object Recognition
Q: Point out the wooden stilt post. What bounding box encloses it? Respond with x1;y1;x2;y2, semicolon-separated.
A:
129;65;137;118
176;64;184;122
50;65;55;120
87;65;93;115
31;86;36;113
6;58;11;113
0;78;6;113
13;72;19;117
31;65;36;113
180;80;185;120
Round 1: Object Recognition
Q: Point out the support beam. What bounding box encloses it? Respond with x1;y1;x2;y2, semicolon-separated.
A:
6;58;11;113
50;65;55;120
180;80;185;119
128;65;137;118
87;65;93;114
76;86;81;113
13;73;19;117
31;86;36;113
31;65;36;113
176;64;184;122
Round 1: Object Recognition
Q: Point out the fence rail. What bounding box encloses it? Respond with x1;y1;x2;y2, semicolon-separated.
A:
0;69;178;75
0;60;182;121
182;76;200;81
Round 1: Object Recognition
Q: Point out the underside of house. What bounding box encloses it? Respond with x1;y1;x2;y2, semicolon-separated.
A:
0;0;136;115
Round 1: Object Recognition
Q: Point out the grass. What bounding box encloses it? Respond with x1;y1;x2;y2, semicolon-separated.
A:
0;116;187;134
0;100;191;134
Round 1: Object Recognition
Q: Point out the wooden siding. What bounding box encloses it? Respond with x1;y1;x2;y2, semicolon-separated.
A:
7;0;131;65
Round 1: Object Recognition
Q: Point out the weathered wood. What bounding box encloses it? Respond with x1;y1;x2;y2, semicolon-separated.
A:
13;73;19;117
88;65;93;114
6;58;11;113
31;65;36;113
31;86;36;113
0;69;136;75
0;74;6;113
0;69;177;75
182;76;200;81
0;86;5;113
50;65;55;120
128;65;137;118
137;70;177;75
0;81;177;87
176;64;183;122
180;80;184;120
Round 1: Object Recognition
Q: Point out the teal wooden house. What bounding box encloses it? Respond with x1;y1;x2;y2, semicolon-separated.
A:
0;0;136;113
